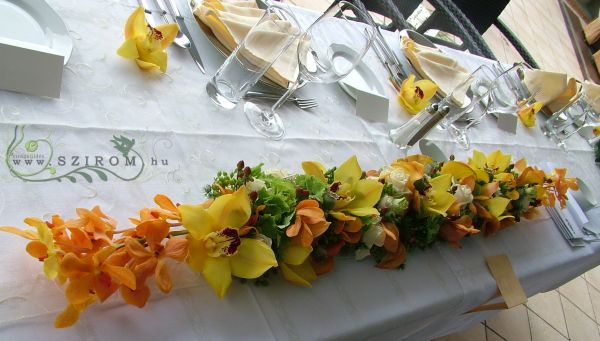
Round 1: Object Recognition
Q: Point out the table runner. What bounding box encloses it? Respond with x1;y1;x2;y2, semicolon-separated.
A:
0;0;599;340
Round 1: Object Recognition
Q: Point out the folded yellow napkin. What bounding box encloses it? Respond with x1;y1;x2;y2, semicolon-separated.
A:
401;36;470;98
523;69;578;113
582;80;600;112
194;0;299;88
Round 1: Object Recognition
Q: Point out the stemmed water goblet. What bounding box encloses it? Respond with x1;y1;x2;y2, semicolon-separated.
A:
244;1;377;140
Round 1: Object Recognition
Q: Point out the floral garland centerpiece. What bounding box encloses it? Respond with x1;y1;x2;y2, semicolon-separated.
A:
0;150;577;327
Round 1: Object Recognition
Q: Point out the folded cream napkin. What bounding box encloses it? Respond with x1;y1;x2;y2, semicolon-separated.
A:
523;69;578;113
194;0;299;88
582;80;600;112
400;36;470;98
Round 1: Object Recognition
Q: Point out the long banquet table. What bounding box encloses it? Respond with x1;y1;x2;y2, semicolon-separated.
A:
1;1;600;340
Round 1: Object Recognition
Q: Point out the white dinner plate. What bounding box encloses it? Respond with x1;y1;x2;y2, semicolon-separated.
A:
335;44;386;99
0;0;73;64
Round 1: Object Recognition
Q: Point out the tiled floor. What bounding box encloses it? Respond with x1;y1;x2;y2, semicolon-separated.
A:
435;270;600;340
285;0;599;340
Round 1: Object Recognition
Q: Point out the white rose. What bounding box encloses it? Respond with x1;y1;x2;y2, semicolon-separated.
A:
389;168;410;192
378;195;394;210
355;248;371;261
454;184;473;205
356;223;386;260
363;223;386;249
265;168;288;178
379;166;393;180
246;178;266;193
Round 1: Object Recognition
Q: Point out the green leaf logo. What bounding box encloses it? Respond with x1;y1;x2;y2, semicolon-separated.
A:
24;140;38;152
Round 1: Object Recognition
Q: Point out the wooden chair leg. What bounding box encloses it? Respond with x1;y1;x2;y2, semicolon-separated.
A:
584;18;600;45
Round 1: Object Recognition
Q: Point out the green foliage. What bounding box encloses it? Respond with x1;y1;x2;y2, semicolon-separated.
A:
294;174;328;202
204;162;264;199
396;210;443;250
324;167;336;184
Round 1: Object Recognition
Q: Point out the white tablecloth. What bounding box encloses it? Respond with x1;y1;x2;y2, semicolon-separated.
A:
0;1;599;340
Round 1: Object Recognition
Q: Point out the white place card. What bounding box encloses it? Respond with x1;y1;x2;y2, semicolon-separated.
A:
497;112;518;134
355;88;389;122
0;37;64;98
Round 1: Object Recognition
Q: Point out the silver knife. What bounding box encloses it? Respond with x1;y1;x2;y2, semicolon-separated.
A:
137;0;163;25
164;0;206;73
155;0;191;49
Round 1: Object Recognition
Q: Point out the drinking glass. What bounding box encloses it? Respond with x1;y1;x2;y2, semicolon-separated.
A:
438;65;498;129
542;93;600;148
206;4;302;109
244;1;377;140
448;63;536;150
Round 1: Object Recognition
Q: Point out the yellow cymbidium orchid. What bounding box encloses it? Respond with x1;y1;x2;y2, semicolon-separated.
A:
301;161;327;183
440;160;476;181
483;197;513;220
179;187;277;298
302;156;384;220
279;244;317;287
468;150;512;183
116;6;179;73
0;219;59;279
331;156;384;220
517;101;543;128
423;174;456;217
398;74;438;114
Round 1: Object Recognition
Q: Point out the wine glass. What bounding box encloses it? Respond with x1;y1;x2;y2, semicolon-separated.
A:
244;1;377;140
448;63;535;150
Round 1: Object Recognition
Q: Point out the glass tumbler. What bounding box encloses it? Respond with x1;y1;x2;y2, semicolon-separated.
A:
542;93;600;148
206;5;301;109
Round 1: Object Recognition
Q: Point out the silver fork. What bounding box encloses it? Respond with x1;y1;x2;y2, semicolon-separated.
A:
245;91;318;110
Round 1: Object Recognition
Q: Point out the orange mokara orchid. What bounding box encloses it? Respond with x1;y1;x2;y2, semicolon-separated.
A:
56;246;136;328
438;216;479;248
376;222;406;269
333;217;363;244
286;200;330;247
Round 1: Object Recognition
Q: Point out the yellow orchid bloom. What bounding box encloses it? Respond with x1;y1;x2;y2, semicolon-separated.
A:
279;244;316;287
179;187;277;298
440;160;477;181
116;6;178;73
468;150;512;182
25;218;60;279
331;156;384;220
301;161;327;183
423;174;456;217
483;197;512;220
517;102;542;128
398;74;438;114
301;156;383;220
